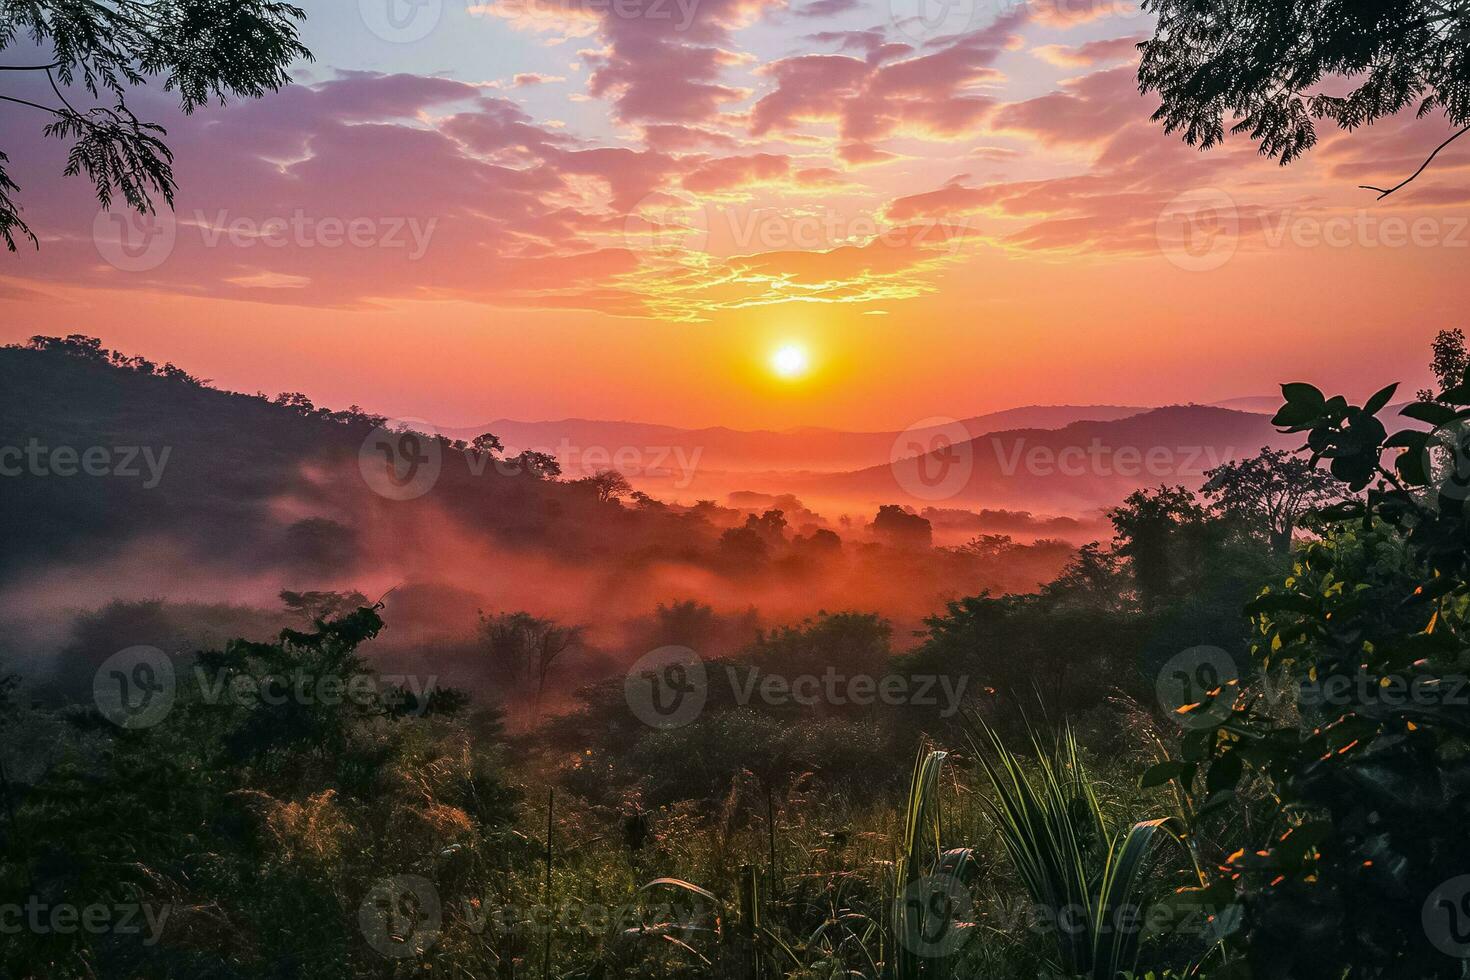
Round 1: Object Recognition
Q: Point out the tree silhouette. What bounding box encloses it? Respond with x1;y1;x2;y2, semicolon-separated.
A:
470;432;504;456
1108;486;1211;608
476;611;581;724
1139;0;1470;198
870;504;932;549
571;468;633;503
1203;447;1340;554
0;0;312;249
1418;327;1469;402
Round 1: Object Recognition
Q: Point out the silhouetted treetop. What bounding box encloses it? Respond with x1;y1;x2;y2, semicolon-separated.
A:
1;0;312;249
1139;0;1470;197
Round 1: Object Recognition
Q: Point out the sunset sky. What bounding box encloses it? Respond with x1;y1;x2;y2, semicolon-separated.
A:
1;0;1464;430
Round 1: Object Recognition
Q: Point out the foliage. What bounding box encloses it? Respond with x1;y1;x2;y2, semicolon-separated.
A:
1109;486;1215;609
476;610;582;724
1202;447;1342;554
1139;0;1470;196
0;0;311;248
1146;374;1470;978
1420;327;1470;403
967;715;1192;979
0;605;517;978
872;505;934;549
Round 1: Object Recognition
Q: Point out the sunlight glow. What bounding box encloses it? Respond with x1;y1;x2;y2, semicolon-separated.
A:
771;343;811;380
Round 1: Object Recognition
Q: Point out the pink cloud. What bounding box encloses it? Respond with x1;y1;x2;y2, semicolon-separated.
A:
682;153;793;192
752;11;1026;161
1032;35;1144;68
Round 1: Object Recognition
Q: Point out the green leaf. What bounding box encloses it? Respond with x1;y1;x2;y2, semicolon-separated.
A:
1400;401;1459;426
1439;382;1470;405
1363;383;1398;416
1384;429;1430;450
1140;760;1190;789
1282;382;1325;407
1396;446;1429;486
1206;752;1243;794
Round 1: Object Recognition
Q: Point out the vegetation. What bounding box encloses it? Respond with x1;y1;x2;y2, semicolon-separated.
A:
1139;0;1470;198
0;0;311;249
4;334;1470;978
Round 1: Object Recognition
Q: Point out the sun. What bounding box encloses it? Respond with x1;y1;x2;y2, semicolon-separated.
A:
770;343;811;380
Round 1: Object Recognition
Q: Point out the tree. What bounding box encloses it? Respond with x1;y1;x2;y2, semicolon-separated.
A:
1139;0;1470;198
1202;447;1341;554
0;0;312;250
476;611;581;724
507;449;561;479
718;525;769;567
870;504;932;549
470;432;504;456
743;508;788;546
792;527;842;559
1108;486;1211;608
955;533;1021;561
1417;327;1469;402
1149;377;1470;979
279;589;368;624
571;468;632;503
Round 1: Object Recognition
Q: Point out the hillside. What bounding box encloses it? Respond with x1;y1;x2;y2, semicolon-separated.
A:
0;340;1080;639
802;405;1299;514
0;343;697;590
486;404;1151;475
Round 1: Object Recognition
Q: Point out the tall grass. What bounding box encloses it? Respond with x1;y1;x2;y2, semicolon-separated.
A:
616;722;1190;980
965;712;1187;979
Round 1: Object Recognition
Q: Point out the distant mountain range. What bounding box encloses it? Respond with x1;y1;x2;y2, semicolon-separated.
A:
486;404;1161;475
800;405;1303;514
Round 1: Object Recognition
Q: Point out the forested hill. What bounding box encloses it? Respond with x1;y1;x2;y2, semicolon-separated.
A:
0;338;685;585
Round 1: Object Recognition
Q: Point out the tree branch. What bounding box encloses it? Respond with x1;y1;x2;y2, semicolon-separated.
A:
1359;123;1470;200
0;93;64;115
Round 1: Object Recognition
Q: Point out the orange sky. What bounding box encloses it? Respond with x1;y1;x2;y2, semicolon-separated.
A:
0;0;1461;430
